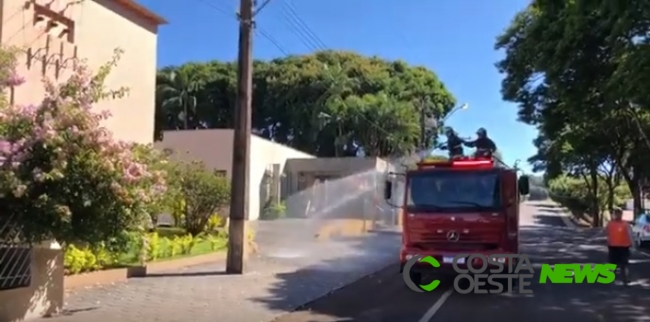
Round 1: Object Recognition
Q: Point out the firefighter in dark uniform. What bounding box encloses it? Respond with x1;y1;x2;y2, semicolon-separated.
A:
438;127;465;159
463;128;497;157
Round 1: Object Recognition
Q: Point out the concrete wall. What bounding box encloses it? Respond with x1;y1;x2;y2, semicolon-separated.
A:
2;0;163;144
284;157;380;194
156;129;235;177
282;157;391;220
155;129;316;220
250;136;314;220
0;244;64;322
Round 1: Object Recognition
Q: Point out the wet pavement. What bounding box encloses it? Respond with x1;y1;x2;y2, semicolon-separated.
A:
274;202;650;322
38;201;650;322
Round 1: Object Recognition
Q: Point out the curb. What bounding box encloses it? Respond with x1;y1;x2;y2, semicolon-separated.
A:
65;251;229;291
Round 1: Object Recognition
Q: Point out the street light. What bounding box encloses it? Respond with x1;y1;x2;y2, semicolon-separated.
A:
423;103;469;131
444;103;469;122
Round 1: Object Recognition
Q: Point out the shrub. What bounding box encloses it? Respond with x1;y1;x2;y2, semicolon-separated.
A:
548;174;631;218
147;232;162;260
170;161;230;236
63;230;227;273
205;214;223;232
0;47;165;248
63;243;119;274
261;201;286;220
64;245;88;275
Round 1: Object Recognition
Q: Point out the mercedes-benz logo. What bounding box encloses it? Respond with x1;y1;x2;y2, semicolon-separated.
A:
447;230;460;242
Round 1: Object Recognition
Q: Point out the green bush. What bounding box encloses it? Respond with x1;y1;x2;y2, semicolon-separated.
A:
63;243;119;275
205;214;225;232
548;174;631;219
261;201;286;220
63;230;227;275
165;160;230;235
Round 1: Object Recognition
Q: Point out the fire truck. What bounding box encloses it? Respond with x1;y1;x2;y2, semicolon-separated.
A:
383;156;530;284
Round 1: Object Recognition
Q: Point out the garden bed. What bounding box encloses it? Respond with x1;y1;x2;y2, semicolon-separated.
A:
63;227;228;289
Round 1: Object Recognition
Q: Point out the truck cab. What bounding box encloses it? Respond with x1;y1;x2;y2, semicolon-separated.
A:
384;156;530;283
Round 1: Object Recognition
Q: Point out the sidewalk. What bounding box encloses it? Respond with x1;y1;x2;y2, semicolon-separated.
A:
41;232;399;322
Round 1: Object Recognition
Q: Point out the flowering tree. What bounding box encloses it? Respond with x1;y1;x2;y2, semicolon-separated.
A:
0;47;165;248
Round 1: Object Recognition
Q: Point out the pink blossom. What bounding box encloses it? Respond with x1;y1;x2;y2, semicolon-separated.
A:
0;53;167;223
124;163;144;182
0;140;11;155
3;72;25;87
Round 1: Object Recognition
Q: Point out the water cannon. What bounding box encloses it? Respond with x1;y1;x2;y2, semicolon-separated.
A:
416;156;495;170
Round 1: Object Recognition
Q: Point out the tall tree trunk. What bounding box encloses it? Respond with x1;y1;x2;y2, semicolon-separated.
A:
588;164;601;227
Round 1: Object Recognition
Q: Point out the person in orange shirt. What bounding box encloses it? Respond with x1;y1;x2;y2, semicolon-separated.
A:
606;207;634;282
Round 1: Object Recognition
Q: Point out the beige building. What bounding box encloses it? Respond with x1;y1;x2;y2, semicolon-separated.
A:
2;0;166;144
0;1;165;321
156;129;394;221
156;129;317;221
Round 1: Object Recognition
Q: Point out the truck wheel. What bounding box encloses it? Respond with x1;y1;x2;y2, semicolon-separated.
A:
410;271;423;285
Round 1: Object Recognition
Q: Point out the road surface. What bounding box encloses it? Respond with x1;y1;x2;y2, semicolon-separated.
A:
273;201;650;322
39;201;650;321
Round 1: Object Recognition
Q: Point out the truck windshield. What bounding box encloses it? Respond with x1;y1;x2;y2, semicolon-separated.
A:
406;170;500;212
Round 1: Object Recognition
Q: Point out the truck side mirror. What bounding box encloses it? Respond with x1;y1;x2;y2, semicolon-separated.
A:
384;181;393;200
518;175;530;195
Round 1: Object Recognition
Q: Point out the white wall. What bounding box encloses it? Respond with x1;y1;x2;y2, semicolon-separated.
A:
249;136;314;220
156;129;316;220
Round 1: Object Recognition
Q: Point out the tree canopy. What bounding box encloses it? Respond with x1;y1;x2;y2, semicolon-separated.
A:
496;0;650;224
155;51;456;158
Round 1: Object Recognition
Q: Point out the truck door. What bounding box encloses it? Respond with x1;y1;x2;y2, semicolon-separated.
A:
502;170;519;252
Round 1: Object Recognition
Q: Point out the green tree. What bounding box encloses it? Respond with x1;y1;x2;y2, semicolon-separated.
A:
156;67;205;134
155;51;456;158
495;0;650;224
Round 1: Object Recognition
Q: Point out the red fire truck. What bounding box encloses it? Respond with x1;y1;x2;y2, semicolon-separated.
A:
383;156;530;284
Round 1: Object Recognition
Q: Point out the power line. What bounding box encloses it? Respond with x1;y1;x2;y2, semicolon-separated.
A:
196;0;236;18
194;0;291;56
255;28;289;56
277;1;400;146
194;0;412;155
280;0;326;51
253;0;273;16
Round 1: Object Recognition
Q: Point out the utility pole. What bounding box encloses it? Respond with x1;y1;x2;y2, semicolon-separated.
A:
226;0;254;274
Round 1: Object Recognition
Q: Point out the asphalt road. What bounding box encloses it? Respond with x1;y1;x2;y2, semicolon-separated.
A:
273;202;650;322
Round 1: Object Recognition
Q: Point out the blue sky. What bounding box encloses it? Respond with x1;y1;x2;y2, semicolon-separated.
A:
139;0;537;172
